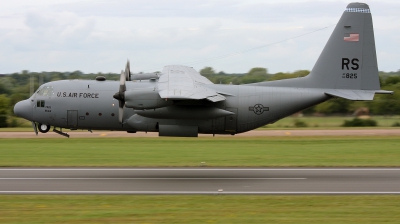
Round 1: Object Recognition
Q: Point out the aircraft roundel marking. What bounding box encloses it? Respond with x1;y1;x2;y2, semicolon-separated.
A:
249;104;269;115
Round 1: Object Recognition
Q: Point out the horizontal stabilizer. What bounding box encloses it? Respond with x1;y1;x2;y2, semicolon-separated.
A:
325;89;393;101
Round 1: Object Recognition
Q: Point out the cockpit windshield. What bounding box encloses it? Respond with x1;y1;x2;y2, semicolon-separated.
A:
36;86;54;97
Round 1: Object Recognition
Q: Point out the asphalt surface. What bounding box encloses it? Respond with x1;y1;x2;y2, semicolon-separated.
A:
1;129;400;138
1;168;399;194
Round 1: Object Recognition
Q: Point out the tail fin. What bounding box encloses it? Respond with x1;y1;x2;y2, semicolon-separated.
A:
250;3;393;99
306;2;380;90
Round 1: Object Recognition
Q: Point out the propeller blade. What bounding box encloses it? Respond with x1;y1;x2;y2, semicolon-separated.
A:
125;60;131;81
118;99;125;123
114;61;130;124
118;107;124;123
31;121;38;135
119;70;126;93
113;70;127;124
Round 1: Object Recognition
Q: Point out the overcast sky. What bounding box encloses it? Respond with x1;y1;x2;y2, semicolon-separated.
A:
0;0;399;74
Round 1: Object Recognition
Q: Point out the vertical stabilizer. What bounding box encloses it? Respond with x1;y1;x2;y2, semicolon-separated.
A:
306;2;380;90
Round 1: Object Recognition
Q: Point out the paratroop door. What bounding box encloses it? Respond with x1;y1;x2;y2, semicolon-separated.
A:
224;107;237;133
67;110;78;127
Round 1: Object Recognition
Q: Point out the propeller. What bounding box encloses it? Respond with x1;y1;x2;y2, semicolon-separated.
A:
125;60;131;81
113;68;127;123
113;60;133;123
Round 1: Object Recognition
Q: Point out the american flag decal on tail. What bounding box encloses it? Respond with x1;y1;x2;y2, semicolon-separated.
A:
344;33;359;42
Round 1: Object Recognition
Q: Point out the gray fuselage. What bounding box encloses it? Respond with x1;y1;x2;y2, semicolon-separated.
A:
28;79;329;135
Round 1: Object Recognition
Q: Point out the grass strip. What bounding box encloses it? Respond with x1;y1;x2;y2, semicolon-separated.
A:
0;195;399;223
2;116;400;131
0;136;399;167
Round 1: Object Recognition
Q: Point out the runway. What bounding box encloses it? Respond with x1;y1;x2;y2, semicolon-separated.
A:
1;168;399;194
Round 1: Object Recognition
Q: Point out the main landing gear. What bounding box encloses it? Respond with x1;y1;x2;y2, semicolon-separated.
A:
53;127;70;138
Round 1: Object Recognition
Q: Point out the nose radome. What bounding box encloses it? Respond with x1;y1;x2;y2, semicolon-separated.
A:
14;99;33;121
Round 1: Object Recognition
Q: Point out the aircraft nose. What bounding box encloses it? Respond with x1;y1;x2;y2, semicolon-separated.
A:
14;99;33;121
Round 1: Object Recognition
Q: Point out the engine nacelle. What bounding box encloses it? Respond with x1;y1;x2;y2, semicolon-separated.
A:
124;88;173;110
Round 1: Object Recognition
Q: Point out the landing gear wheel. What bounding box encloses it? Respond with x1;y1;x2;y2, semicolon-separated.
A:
38;123;50;133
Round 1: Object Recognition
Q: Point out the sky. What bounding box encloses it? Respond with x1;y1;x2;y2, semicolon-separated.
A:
0;0;399;74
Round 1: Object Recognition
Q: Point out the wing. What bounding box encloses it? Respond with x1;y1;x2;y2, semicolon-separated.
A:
157;65;226;102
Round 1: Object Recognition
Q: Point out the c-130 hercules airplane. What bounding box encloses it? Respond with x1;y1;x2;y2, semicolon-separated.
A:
14;2;393;137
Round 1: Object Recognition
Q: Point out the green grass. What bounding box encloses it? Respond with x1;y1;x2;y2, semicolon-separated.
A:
1;136;400;167
265;115;400;128
1;195;399;223
1;116;400;131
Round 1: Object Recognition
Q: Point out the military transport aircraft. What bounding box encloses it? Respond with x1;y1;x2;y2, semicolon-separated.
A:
14;2;393;137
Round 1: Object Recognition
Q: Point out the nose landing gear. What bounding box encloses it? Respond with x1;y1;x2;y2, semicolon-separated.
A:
38;123;51;133
32;122;69;138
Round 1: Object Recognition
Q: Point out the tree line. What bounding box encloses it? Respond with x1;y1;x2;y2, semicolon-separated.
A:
0;67;399;127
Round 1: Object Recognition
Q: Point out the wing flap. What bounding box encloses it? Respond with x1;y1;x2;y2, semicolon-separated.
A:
206;94;226;102
159;86;226;102
157;65;225;102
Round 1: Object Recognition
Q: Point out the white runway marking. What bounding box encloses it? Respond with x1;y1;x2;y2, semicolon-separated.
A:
0;178;306;180
0;191;400;194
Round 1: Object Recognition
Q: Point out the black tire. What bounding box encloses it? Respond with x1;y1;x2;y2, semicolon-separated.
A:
38;123;51;133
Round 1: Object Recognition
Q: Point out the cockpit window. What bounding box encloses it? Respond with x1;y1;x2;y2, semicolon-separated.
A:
37;86;54;97
37;100;45;107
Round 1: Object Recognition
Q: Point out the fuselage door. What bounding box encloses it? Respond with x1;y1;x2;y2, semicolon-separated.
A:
67;110;78;127
224;107;237;133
